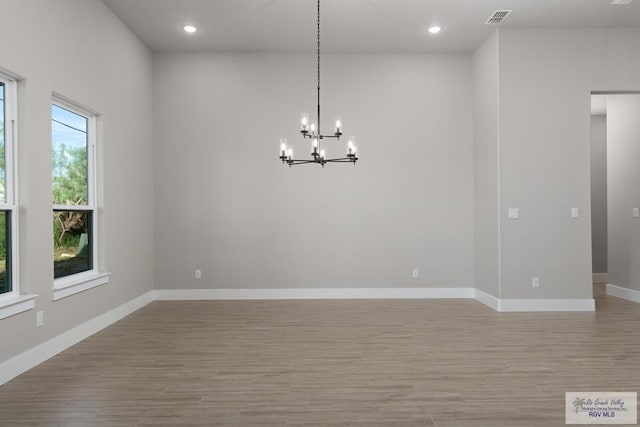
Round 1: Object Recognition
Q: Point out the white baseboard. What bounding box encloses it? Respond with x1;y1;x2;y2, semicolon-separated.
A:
156;288;594;312
471;290;594;312
606;283;640;303
593;273;608;283
0;290;155;386
154;287;475;300
473;289;501;311
498;298;595;312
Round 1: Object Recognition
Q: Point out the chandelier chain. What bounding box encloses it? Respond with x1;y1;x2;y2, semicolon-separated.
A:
316;0;321;136
317;0;320;92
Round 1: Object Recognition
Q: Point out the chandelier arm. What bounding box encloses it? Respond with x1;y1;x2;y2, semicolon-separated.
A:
324;158;358;163
286;159;318;165
285;157;357;165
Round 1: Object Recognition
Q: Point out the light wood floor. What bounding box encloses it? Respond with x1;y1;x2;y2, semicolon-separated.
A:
1;284;638;426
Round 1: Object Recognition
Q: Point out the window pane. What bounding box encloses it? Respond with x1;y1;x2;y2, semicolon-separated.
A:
53;210;92;278
52;104;88;205
0;83;5;204
0;210;11;294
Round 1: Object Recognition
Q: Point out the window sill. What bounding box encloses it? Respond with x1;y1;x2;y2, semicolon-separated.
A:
0;294;37;320
53;272;111;301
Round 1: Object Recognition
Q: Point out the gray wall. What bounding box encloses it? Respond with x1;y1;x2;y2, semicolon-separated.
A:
153;53;475;290
607;95;640;292
472;31;500;298
0;0;154;363
497;28;640;299
590;114;607;275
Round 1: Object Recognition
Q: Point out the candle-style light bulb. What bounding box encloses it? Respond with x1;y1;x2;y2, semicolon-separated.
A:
335;116;342;134
280;138;287;157
287;148;293;159
310;122;316;134
320;149;326;160
301;113;309;132
312;137;319;155
347;137;356;156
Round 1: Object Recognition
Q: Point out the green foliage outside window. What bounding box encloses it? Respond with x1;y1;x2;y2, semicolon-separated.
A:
0;212;6;292
52;142;87;206
0;212;5;260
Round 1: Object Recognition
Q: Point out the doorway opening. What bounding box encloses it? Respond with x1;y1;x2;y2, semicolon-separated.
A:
590;92;640;303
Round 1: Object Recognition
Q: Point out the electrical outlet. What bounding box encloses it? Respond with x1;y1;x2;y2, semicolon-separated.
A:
412;268;419;279
195;269;202;279
571;208;579;219
36;311;44;328
508;208;520;219
634;208;639;218
532;277;540;288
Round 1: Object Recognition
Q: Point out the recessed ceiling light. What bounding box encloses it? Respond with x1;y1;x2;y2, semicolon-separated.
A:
428;26;442;35
183;25;197;34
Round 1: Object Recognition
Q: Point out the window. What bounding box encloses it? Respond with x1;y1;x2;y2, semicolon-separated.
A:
0;73;16;298
0;71;33;319
52;97;108;298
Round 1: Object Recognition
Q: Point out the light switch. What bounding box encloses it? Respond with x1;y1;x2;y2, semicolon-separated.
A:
571;208;579;219
634;208;639;218
508;208;520;219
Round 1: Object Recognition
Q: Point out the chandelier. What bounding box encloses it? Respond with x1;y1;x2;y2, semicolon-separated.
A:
279;0;358;167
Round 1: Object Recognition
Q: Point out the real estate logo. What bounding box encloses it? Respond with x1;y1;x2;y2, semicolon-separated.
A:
566;392;637;424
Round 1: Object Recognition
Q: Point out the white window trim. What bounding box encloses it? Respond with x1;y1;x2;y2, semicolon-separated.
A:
0;293;36;320
53;271;110;301
52;96;109;300
0;71;31;315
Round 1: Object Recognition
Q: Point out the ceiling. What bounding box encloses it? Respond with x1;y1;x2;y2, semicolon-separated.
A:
102;0;640;53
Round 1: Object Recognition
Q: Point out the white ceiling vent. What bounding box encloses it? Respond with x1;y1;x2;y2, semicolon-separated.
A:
486;10;512;25
611;0;633;4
